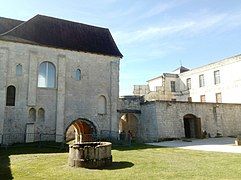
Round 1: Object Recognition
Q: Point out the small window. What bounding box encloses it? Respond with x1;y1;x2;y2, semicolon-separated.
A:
98;95;107;114
76;69;81;80
186;78;191;89
38;62;56;88
188;97;192;102
6;85;16;106
214;70;220;85
216;93;222;103
16;64;23;76
170;81;176;92
200;95;206;102
38;108;45;122
29;108;36;122
199;74;205;87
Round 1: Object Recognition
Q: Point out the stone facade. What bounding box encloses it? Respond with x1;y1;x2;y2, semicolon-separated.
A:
118;98;241;142
129;54;241;142
0;15;122;144
134;54;241;103
0;40;120;144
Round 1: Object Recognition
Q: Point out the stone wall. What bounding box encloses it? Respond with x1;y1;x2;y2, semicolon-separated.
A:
0;40;120;144
140;101;241;142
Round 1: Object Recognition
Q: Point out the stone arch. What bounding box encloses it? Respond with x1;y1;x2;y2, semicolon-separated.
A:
65;118;97;143
76;69;81;80
38;108;45;122
6;85;16;106
16;64;23;76
29;108;36;122
119;113;138;138
183;114;202;139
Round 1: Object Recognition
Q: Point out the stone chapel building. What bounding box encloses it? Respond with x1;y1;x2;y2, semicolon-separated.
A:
0;15;122;144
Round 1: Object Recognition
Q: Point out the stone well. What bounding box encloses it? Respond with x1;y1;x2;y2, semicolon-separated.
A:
68;142;112;168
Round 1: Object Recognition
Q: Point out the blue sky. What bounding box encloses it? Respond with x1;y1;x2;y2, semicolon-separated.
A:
1;0;241;95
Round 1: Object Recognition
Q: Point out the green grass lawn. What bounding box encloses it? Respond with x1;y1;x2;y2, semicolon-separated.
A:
1;143;241;180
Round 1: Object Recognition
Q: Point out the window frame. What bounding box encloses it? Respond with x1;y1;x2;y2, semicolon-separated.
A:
6;85;16;106
216;92;222;103
214;70;220;85
16;64;23;76
170;81;176;92
199;74;205;87
38;62;56;88
186;78;191;89
200;95;206;102
76;69;81;81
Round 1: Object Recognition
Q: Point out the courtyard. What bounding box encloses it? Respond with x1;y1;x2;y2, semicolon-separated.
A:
1;138;241;179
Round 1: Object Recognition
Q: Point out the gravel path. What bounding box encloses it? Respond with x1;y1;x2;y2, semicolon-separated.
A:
147;137;241;153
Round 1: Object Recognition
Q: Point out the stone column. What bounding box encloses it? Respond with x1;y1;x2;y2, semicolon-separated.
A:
0;48;9;143
56;55;66;142
27;51;38;106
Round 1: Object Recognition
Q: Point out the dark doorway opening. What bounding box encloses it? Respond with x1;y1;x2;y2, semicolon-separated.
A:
183;114;202;138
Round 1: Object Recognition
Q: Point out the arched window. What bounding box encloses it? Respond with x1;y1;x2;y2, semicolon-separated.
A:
98;95;107;114
38;108;45;122
29;108;36;122
16;64;23;76
6;85;16;106
38;62;56;88
76;69;81;80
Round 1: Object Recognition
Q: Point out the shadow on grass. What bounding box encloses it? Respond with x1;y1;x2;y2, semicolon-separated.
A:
0;155;13;180
99;161;134;170
0;141;162;178
0;142;68;180
112;142;168;151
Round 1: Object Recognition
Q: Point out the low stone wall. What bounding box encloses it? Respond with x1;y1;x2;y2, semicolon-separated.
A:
68;142;112;168
140;101;241;141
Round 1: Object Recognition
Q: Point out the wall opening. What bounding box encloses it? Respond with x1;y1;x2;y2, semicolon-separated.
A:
65;118;96;143
119;113;138;139
38;108;45;122
183;114;202;139
6;85;16;106
29;108;36;122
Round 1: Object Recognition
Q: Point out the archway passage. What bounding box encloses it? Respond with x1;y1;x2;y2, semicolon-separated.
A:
119;113;138;139
65;119;96;143
183;114;202;139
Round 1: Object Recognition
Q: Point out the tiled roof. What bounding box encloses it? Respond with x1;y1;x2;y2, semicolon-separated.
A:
0;15;123;57
0;17;23;34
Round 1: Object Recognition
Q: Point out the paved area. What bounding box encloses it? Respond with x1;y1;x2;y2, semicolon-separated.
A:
147;137;241;153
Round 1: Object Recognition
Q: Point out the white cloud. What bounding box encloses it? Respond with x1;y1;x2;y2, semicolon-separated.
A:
113;10;241;46
141;2;174;18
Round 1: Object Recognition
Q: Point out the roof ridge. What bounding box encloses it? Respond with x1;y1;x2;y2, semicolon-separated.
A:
35;14;109;31
0;16;30;36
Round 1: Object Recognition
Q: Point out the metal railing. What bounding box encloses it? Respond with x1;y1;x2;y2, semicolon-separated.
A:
0;130;133;148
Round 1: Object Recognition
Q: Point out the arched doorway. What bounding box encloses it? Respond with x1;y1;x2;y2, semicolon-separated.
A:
65;118;96;143
119;113;138;138
183;114;202;139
